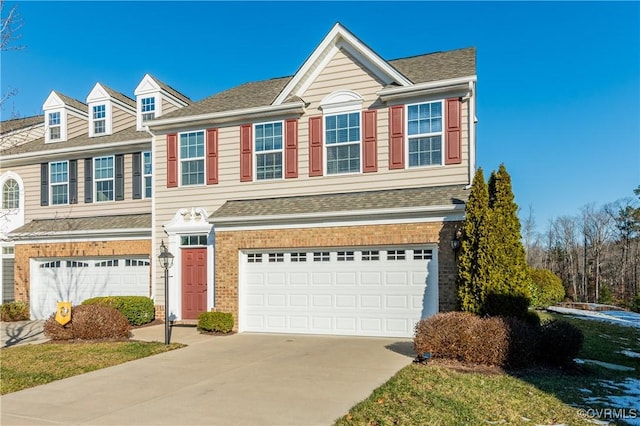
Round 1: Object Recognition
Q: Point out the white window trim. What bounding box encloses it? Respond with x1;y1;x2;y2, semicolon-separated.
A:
88;101;112;137
94;155;115;203
405;100;445;168
142;151;153;199
179;130;206;187
253;121;284;181
323;110;363;176
45;109;67;143
49;160;69;206
136;93;162;130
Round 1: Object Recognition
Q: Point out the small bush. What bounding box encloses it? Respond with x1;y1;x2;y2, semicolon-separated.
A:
529;268;565;308
481;292;531;319
536;319;583;366
0;301;30;321
44;304;130;341
597;285;614;305
82;296;155;326
197;312;234;334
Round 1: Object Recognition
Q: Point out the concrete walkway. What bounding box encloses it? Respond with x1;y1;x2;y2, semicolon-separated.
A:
1;324;415;425
1;320;48;347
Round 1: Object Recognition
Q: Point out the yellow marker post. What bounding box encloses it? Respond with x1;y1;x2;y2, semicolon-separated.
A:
55;301;72;326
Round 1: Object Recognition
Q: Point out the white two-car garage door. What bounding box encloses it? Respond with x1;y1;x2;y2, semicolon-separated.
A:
240;246;438;338
30;257;150;319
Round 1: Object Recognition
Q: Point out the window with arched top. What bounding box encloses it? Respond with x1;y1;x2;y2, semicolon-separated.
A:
2;179;19;209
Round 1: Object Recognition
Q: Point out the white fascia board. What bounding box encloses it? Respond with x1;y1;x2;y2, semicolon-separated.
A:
377;76;477;102
214;212;465;232
1;138;151;165
273;23;410;106
146;101;305;132
211;204;465;229
9;228;152;242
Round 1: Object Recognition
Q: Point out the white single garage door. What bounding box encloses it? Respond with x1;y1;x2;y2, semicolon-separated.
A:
30;257;150;319
240;246;438;338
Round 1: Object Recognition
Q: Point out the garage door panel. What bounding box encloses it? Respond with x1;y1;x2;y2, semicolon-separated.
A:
241;246;438;338
31;258;150;320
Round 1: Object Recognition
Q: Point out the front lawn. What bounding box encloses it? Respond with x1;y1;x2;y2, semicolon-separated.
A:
336;313;640;425
0;341;184;394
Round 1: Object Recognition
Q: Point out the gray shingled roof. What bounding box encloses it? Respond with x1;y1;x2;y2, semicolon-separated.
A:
9;214;151;236
56;92;87;113
1;126;150;156
101;84;136;109
149;74;192;104
389;48;476;84
210;185;468;220
0;115;44;134
160;77;292;120
158;48;475;122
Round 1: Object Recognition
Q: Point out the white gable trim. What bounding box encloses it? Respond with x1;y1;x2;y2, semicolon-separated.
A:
273;23;411;105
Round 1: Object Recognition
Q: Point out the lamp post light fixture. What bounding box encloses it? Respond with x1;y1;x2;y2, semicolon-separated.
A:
451;229;462;251
158;240;174;345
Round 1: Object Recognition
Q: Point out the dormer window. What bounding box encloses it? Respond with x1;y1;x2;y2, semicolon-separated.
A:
141;97;155;122
48;112;61;140
92;105;106;135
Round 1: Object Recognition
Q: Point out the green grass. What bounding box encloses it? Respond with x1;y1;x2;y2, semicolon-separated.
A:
0;341;184;394
336;312;640;425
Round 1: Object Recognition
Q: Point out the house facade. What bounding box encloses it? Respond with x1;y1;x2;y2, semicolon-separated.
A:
147;24;476;338
1;23;476;338
0;76;190;317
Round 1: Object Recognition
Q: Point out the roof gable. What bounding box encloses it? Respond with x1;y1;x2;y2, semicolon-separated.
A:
43;91;87;115
272;23;411;105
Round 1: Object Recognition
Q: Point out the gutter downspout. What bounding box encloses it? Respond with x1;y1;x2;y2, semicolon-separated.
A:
465;80;477;189
144;125;157;302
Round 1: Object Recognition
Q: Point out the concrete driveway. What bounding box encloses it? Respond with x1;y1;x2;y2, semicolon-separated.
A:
0;325;415;425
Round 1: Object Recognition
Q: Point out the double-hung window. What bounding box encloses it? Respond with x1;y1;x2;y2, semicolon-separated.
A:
254;122;283;180
49;112;61;140
180;131;205;185
407;101;443;167
50;161;68;205
141;97;155;122
93;104;106;135
94;156;114;202
143;151;152;198
325;112;360;174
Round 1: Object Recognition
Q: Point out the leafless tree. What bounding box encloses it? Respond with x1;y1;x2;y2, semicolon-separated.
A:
0;0;24;111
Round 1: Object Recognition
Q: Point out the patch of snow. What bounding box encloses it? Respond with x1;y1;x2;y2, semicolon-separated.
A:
547;306;640;328
574;359;635;372
621;350;640;359
582;378;640;426
579;388;593;393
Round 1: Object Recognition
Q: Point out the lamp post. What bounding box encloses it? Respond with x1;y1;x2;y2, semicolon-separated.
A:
158;240;174;345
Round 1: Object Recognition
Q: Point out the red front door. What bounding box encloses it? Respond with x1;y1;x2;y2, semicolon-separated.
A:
182;248;207;320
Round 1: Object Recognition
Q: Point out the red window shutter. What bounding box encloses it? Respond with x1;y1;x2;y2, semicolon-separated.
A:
285;119;298;179
206;128;219;184
362;109;378;173
308;116;323;177
445;98;462;165
389;105;405;169
240;124;252;182
167;133;178;188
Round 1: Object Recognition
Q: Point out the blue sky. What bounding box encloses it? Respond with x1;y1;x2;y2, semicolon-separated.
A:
2;1;638;233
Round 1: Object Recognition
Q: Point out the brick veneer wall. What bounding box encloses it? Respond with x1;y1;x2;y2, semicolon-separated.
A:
13;240;152;304
214;221;461;327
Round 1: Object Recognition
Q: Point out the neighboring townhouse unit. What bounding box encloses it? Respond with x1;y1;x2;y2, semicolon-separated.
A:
0;76;190;318
146;23;477;338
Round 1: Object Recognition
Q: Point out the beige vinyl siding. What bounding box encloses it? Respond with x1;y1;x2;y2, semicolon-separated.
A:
161;99;181;116
67;114;87;140
1;126;45;149
7;153;150;222
112;105;136;133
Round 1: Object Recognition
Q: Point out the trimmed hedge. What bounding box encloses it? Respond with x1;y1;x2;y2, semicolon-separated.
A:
44;304;130;340
414;311;582;369
82;296;155;326
197;312;234;334
529;268;565;308
0;301;30;322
